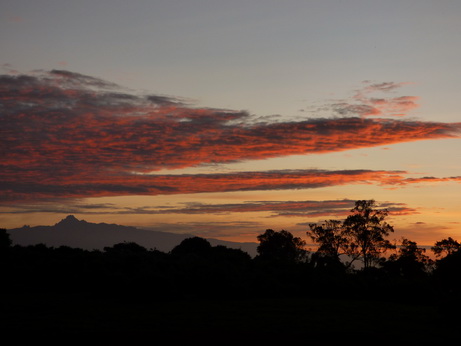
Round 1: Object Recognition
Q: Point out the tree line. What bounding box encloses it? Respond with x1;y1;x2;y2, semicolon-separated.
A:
1;199;461;304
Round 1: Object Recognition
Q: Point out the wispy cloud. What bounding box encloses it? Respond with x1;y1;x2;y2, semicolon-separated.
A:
0;169;393;201
141;221;265;239
1;70;460;202
331;81;419;117
155;199;417;218
2;198;418;220
1;165;460;202
385;175;461;188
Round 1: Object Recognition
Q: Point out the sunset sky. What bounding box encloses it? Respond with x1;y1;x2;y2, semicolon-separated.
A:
1;0;460;246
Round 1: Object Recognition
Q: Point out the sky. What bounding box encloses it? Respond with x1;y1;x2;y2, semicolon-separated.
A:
1;0;460;246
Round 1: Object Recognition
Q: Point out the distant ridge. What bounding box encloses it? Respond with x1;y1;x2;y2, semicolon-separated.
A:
7;215;258;257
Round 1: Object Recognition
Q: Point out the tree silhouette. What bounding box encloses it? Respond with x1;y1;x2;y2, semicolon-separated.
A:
104;241;149;254
0;228;12;250
170;236;212;257
307;220;348;269
432;240;461;304
342;200;395;269
308;200;395;270
384;238;431;279
211;245;252;264
256;229;307;263
431;237;461;258
395;238;430;263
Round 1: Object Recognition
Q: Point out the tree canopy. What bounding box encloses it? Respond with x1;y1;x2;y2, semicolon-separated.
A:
431;237;461;258
256;229;307;263
170;236;213;257
307;200;395;269
384;238;432;279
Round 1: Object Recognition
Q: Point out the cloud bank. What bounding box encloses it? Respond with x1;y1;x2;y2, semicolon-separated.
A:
1;70;460;201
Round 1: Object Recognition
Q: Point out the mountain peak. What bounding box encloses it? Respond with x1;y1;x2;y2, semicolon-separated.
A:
56;215;81;226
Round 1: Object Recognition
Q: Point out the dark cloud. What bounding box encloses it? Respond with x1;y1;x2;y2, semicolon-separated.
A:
146;95;185;106
332;103;381;117
1;196;420;221
133;199;359;217
364;82;404;93
49;70;120;90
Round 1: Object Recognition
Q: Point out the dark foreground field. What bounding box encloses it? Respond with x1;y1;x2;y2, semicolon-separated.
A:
2;231;461;344
0;293;455;344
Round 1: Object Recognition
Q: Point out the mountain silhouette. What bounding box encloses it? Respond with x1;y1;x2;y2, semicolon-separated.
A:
55;214;82;226
7;215;258;256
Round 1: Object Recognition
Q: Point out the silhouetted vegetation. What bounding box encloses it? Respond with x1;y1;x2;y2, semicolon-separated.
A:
0;228;12;249
255;229;307;263
307;200;396;270
1;201;460;342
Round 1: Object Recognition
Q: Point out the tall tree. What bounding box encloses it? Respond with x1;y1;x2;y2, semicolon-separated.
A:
306;220;348;261
342;200;395;269
307;200;395;269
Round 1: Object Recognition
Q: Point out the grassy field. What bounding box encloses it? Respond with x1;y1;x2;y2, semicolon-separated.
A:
0;293;455;344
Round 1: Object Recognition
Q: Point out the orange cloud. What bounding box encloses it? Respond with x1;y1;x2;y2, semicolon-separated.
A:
390;176;461;186
1;70;460;202
0;169;394;201
1;166;460;202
